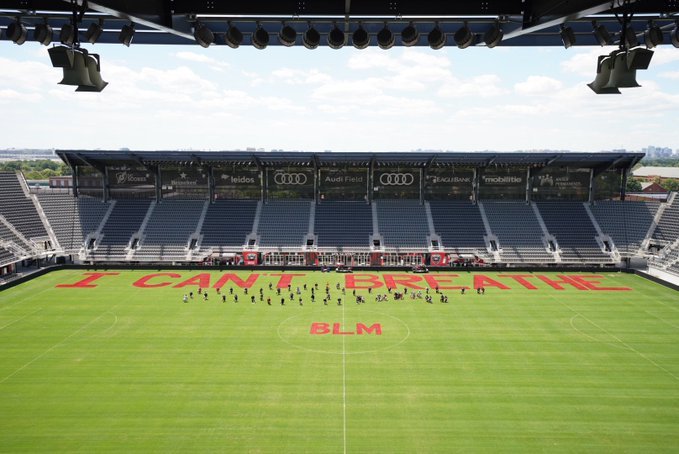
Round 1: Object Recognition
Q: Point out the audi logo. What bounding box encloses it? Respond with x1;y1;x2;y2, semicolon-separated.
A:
379;173;415;186
273;173;308;185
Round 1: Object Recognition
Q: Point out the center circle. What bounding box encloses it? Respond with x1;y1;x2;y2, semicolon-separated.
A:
277;308;410;355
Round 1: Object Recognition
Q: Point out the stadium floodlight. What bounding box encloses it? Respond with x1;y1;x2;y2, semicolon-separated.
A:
279;23;297;46
34;19;53;46
252;24;270;49
60;22;76;45
560;24;576;48
401;23;419;47
428;23;446;49
672;21;679;48
644;21;663;49
592;21;611;46
606;51;640;88
587;55;620;94
454;22;474;49
58;49;93;88
85;19;104;44
328;24;345;49
225;23;243;48
303;25;321;49
6;18;28;45
621;25;638;49
626;47;654;70
376;24;395;49
119;23;135;46
193;22;214;47
352;24;370;49
48;45;75;68
76;53;108;92
483;21;503;48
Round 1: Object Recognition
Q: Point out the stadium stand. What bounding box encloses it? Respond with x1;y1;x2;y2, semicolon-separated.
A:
651;195;679;244
428;201;487;253
314;201;373;249
257;200;311;248
375;200;430;249
590;200;660;256
37;193;111;253
135;200;205;260
198;200;258;253
482;201;555;263
0;172;49;241
88;200;152;260
0;218;32;254
0;246;17;266
536;202;611;262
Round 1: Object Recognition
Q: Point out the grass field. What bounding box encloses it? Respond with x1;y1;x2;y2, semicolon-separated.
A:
1;269;679;453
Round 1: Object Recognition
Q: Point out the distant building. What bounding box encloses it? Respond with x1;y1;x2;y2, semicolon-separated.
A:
632;166;679;180
640;182;667;193
642;146;674;159
49;176;73;188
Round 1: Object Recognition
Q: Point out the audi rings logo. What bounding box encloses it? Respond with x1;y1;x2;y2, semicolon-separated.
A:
274;173;308;185
379;173;415;186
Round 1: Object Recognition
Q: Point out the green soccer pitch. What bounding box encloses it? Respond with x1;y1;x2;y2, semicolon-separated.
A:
1;269;679;453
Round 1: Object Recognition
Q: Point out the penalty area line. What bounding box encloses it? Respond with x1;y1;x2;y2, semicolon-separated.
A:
342;300;347;454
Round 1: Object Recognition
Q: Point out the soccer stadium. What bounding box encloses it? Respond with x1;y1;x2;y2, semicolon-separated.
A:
2;0;679;452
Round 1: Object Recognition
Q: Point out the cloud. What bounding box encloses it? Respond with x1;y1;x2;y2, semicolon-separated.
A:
514;75;563;94
659;71;679;79
174;51;230;71
438;74;507;98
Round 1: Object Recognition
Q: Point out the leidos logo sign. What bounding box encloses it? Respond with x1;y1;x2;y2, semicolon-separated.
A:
310;322;382;336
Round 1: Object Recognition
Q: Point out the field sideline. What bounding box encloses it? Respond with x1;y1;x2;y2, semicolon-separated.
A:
1;269;679;452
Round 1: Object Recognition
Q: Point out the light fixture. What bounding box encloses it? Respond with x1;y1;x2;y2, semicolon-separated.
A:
428;24;446;49
454;22;474;49
607;51;640;88
279;23;297;46
352;24;369;49
76;53;108;92
592;21;611;46
60;22;76;45
560;24;576;48
303;25;321;49
48;45;75;68
34;20;53;46
119;23;135;46
672;21;679;48
193;22;214;47
377;24;395;49
644;21;663;48
621;26;638;49
626;47;654;70
225;23;243;48
6;18;28;45
587;55;620;94
85;19;104;44
401;23;419;47
58;50;93;88
484;20;503;48
252;24;269;49
328;24;345;49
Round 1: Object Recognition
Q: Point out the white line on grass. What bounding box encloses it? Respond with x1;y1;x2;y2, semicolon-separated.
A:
342;300;347;454
0;308;42;331
0;306;118;385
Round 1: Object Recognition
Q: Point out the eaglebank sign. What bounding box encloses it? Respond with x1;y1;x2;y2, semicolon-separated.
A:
56;272;633;291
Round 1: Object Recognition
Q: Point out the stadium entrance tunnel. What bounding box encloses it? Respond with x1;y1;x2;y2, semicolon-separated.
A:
277;309;410;355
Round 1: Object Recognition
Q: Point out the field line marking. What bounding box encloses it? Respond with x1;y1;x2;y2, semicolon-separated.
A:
643;310;679;330
0;308;42;331
0;306;118;385
342;300;347;454
556;297;679;383
569;315;632;352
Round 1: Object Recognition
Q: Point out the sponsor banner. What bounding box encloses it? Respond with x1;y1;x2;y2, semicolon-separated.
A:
373;168;420;198
161;166;208;188
214;167;260;188
479;167;526;199
243;251;259;266
320;168;367;201
267;169;315;198
532;167;591;201
108;165;154;187
424;168;474;200
429;252;448;267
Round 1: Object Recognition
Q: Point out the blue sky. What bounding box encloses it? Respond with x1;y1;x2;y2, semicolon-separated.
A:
1;42;678;152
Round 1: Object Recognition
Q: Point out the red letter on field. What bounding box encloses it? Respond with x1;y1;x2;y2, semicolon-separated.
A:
310;323;330;335
174;273;211;289
569;275;632;291
345;274;384;289
213;273;260;289
333;323;354;335
133;272;181;288
270;273;307;289
356;323;382;335
384;274;424;290
498;274;539;290
424;274;467;290
56;272;119;288
536;275;589;290
473;275;510;290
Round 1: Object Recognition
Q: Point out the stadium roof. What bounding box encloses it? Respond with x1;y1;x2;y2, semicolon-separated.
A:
1;0;677;48
56;150;644;170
